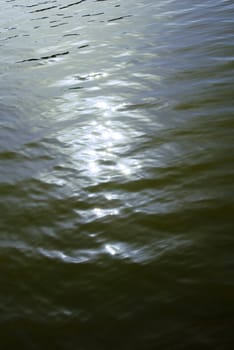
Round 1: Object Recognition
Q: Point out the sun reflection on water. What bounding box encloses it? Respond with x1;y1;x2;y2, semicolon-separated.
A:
40;88;143;191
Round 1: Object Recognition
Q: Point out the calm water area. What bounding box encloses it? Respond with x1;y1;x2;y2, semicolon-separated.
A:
0;0;234;348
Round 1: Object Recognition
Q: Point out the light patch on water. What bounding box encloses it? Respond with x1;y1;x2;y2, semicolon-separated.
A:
57;92;80;114
39;173;67;187
38;92;144;189
35;236;192;265
117;162;132;176
94;207;119;218
105;244;120;256
104;192;116;201
75;207;120;223
0;237;192;265
37;247;98;264
51;71;108;88
103;237;192;263
88;160;100;176
37;44;69;56
52;76;79;87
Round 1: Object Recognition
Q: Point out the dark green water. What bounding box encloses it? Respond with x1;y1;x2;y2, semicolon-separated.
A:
0;0;234;348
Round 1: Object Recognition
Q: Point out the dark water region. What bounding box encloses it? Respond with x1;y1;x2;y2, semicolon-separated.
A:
0;0;234;348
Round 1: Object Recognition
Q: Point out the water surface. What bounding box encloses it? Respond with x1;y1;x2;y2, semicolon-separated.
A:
0;0;234;348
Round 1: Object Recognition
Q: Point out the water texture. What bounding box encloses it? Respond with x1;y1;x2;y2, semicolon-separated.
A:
0;0;234;348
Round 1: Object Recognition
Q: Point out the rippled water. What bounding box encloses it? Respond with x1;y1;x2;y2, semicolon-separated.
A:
1;0;234;348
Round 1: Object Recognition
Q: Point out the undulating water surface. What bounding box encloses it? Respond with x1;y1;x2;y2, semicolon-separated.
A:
0;0;234;348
